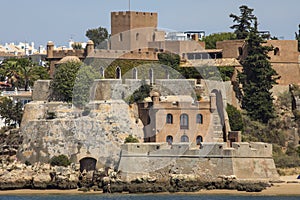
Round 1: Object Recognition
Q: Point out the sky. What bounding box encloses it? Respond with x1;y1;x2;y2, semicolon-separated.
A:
0;0;299;47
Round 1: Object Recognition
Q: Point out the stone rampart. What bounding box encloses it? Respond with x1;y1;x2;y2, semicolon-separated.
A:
117;142;279;182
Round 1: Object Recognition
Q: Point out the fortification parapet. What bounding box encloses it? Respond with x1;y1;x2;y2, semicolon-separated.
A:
118;142;279;182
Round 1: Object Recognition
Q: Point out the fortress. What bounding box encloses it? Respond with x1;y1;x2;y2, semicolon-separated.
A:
16;10;289;182
17;66;279;181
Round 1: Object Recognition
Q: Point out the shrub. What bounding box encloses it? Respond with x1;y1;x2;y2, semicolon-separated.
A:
226;104;244;131
50;154;71;167
124;135;139;143
25;160;31;166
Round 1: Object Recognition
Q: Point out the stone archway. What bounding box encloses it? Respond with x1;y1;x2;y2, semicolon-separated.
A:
79;157;97;172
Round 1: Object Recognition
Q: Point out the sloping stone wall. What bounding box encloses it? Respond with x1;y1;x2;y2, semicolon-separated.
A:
18;100;144;168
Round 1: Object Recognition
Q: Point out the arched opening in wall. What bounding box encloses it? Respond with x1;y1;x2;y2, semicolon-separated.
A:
196;135;203;145
196;114;203;124
136;33;140;41
166;135;173;145
166;114;173;124
238;47;243;56
119;33;123;42
180;114;189;129
181;135;189;143
132;67;138;79
100;66;105;78
274;47;280;56
79;157;97;172
116;66;121;79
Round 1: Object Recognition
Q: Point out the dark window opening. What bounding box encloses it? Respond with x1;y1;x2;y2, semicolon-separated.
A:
274;47;280;56
166;114;173;124
196;135;203;145
166;135;173;145
196;114;203;124
180;114;189;129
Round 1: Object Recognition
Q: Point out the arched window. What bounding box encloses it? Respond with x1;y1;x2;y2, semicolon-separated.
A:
180;114;189;129
196;135;203;145
132;67;138;79
274;47;280;56
196;114;203;124
166;135;173;144
116;66;121;79
136;33;139;41
166;114;173;124
181;135;189;143
100;66;105;78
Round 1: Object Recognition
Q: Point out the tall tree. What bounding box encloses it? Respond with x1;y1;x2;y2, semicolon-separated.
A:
239;20;280;123
50;61;82;102
230;5;256;39
73;65;100;108
201;32;237;49
85;26;108;48
0;97;23;127
295;24;300;52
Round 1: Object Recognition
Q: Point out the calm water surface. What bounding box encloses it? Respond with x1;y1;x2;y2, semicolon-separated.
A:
0;194;299;200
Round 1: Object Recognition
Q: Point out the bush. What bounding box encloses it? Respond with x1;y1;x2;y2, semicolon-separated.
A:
50;154;71;167
226;104;244;131
25;160;31;166
124;135;139;143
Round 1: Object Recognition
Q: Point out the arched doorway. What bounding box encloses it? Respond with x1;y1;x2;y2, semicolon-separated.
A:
79;157;97;172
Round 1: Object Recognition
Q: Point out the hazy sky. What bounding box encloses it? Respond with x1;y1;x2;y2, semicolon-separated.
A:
1;0;299;46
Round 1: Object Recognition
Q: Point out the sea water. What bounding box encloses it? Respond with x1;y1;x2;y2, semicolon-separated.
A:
0;194;299;200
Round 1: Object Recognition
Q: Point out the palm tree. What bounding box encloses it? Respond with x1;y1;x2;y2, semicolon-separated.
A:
0;58;49;91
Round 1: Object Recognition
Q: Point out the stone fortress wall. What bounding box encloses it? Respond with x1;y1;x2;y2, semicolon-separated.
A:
19;75;279;182
118;142;279;182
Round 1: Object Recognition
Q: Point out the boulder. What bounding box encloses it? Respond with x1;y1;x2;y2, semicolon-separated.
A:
33;173;52;189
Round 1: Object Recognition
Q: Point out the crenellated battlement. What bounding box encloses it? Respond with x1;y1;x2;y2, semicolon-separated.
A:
118;142;279;181
120;142;273;158
112;11;157;17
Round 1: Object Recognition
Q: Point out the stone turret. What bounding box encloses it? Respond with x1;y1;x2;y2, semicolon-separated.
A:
85;40;94;56
46;41;54;58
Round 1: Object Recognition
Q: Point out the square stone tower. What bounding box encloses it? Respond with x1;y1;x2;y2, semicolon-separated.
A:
111;11;158;36
110;11;161;51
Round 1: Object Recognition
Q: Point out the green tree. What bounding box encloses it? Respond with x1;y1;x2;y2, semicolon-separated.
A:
201;32;237;49
85;26;108;48
239;20;279;123
295;24;300;52
158;53;180;70
0;97;23;127
124;135;139;143
127;81;151;104
230;5;256;39
226;104;244;131
50;154;71;167
73;65;100;108
50;61;82;102
0;58;49;91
